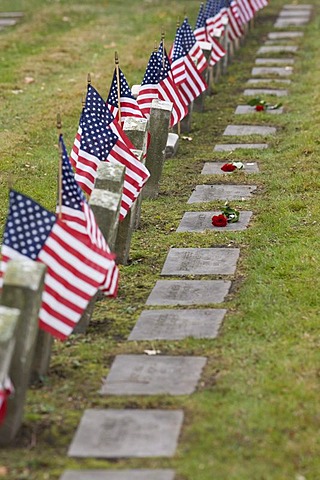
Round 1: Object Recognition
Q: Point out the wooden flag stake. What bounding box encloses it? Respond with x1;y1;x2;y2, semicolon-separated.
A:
115;51;122;124
87;73;91;85
161;27;165;68
57;113;63;220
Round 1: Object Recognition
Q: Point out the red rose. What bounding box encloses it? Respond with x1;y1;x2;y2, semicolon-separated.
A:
221;163;237;172
212;214;228;227
255;104;265;111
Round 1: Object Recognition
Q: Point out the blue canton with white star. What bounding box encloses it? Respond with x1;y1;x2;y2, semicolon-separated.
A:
60;134;85;210
107;67;136;107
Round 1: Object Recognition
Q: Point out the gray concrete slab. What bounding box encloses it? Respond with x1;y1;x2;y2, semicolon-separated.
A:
223;125;277;136
0;18;17;26
257;45;298;54
177;211;253;232
243;89;288;97
255;58;295;65
60;470;176;480
68;409;184;458
279;10;311;17
100;355;207;395
187;184;257;203
214;143;268;151
128;309;227;340
268;31;304;39
146;280;231;305
282;4;312;10
264;39;297;45
246;79;291;85
201;161;259;173
0;12;24;18
161;248;240;276
235;105;284;114
274;19;309;27
251;66;293;76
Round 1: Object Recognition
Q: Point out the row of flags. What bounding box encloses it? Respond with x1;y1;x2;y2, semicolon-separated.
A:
0;1;268;343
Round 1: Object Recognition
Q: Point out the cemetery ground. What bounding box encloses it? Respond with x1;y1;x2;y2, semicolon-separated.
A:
1;0;320;479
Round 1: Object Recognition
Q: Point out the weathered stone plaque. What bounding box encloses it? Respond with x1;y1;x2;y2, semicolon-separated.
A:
100;355;207;395
146;280;231;305
187;185;257;203
223;125;277;136
68;409;183;458
128;309;227;340
275;19;309;27
279;11;311;17
0;19;17;26
235;105;283;114
251;66;293;76
214;143;268;151
243;89;288;97
255;58;295;65
161;248;240;276
177;211;253;232
257;45;298;54
268;31;303;39
201;161;259;174
246;79;290;85
60;470;175;480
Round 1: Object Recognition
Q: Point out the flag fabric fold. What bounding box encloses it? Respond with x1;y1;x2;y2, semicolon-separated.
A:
0;377;14;425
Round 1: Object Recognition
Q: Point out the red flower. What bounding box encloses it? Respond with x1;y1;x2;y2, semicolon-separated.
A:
221;163;237;172
212;214;228;227
255;104;265;111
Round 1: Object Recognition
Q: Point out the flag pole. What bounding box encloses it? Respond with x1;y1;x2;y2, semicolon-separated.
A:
176;19;181;136
115;51;122;124
57;113;63;220
161;28;165;68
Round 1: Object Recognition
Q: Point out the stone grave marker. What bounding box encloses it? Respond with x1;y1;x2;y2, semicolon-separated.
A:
0;259;46;445
68;409;184;458
255;58;295;65
160;248;240;276
146;280;231;305
165;133;180;158
278;10;311;18
282;4;312;10
128;308;227;340
0;12;24;17
257;45;298;54
0;18;17;26
275;19;309;27
0;305;20;393
268;31;303;39
235;105;284;114
187;184;257;203
243;89;288;97
223;125;277;136
201;161;259;173
100;355;207;395
246;79;291;85
177;211;253;232
60;470;176;480
251;66;293;76
214;143;268;151
143;99;173;199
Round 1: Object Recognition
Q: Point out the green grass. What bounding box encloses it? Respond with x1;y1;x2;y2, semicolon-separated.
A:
1;1;320;479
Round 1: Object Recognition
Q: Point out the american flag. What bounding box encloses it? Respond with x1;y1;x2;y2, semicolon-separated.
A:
249;0;268;13
193;3;226;67
236;0;254;24
0;189;118;340
0;377;14;425
179;19;208;74
58;134;119;295
71;85;150;219
171;26;208;105
220;0;244;41
106;66;144;125
137;45;188;127
205;0;225;36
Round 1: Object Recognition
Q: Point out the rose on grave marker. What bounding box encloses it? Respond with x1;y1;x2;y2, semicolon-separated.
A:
212;214;228;227
221;161;244;172
212;203;240;227
248;97;282;111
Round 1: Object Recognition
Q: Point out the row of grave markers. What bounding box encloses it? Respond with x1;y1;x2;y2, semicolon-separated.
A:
0;3;313;478
60;4;313;480
0;2;247;444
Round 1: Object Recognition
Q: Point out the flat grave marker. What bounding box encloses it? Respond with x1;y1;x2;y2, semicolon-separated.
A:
214;143;268;151
223;125;277;136
257;45;298;54
60;470;176;480
243;89;288;97
188;185;257;203
268;31;304;39
100;355;207;395
161;248;240;276
68;409;184;458
0;18;17;26
251;66;293;76
146;280;231;305
246;79;291;85
235;105;284;114
278;10;311;18
177;211;253;232
128;309;227;340
201;161;259;173
274;19;309;27
255;58;295;65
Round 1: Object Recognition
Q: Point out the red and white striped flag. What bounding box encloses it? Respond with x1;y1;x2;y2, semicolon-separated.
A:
0;377;14;425
0;190;119;340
